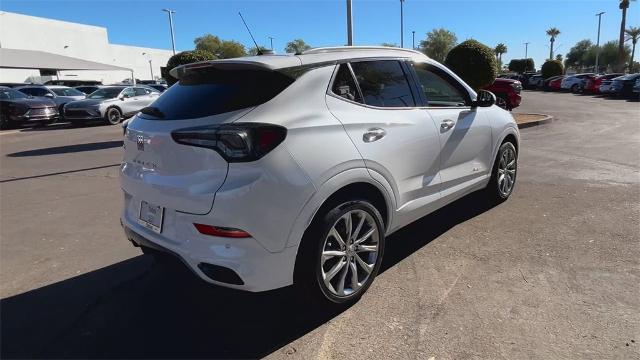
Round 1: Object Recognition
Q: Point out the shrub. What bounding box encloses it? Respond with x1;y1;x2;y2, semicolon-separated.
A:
541;60;564;78
164;50;217;85
445;39;497;90
508;58;536;73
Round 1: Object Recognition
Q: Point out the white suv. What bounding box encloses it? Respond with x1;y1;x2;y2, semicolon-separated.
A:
120;47;519;305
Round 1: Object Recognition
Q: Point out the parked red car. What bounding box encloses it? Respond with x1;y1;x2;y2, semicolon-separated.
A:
583;73;624;94
549;76;564;91
484;78;522;110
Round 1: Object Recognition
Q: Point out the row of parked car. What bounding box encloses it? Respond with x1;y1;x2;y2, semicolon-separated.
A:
504;72;640;98
0;80;168;130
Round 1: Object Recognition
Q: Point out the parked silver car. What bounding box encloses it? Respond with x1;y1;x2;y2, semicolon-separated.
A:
63;85;160;125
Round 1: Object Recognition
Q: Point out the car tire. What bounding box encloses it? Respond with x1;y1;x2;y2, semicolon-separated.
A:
495;94;509;110
486;141;518;203
295;199;385;307
0;114;10;130
105;107;122;125
571;84;579;93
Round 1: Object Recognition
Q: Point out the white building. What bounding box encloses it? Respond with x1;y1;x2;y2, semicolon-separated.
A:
0;11;174;84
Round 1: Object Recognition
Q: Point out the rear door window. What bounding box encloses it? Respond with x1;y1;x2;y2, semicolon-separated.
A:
139;67;295;120
350;60;416;108
331;64;363;103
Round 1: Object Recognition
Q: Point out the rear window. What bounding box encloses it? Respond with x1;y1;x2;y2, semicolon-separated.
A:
51;87;84;96
139;67;295;120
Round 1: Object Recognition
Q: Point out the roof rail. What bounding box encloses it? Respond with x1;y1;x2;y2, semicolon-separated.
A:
302;46;425;57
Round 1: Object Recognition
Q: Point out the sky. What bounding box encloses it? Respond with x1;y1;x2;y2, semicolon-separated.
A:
1;0;639;68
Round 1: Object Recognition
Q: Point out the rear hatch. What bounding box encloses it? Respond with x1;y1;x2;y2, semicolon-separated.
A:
121;64;295;215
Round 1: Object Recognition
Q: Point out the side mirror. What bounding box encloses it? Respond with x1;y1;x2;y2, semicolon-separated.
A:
44;93;54;98
472;90;496;108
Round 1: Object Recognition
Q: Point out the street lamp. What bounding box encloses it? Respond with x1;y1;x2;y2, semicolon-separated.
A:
142;52;153;80
524;42;530;71
412;30;415;50
595;12;605;73
400;0;405;48
346;0;353;46
268;36;275;51
162;9;177;55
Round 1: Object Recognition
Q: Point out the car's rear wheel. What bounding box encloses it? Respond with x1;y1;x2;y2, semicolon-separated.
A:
571;84;579;93
105;107;122;125
486;141;518;202
295;199;385;306
0;114;10;130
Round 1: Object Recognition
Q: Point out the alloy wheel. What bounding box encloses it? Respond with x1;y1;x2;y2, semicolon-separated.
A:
320;209;379;298
107;109;121;124
497;146;517;197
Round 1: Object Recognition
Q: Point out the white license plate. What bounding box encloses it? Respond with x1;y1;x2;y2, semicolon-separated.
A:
138;200;164;233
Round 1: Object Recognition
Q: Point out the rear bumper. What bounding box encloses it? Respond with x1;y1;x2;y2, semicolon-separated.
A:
120;209;299;292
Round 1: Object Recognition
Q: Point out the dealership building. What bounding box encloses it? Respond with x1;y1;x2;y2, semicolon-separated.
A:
0;11;174;84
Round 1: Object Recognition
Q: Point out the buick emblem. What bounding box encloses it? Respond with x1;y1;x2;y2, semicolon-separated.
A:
137;135;145;151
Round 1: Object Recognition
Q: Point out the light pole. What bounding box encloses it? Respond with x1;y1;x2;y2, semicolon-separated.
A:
524;42;530;72
595;12;605;73
162;9;176;55
268;36;275;51
346;0;353;45
412;30;415;50
400;0;405;48
142;52;154;80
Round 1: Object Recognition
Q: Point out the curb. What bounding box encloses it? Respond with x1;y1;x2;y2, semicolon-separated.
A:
516;113;554;129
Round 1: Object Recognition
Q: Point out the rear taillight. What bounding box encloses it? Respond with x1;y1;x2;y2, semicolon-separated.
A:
172;123;287;162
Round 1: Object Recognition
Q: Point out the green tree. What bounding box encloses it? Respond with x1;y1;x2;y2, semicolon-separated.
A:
625;26;640;72
285;39;311;54
546;27;561;60
494;43;507;62
445;39;497;90
618;0;637;71
565;39;593;69
163;50;216;85
420;28;458;63
556;54;563;62
541;60;564;78
599;40;630;70
194;34;246;58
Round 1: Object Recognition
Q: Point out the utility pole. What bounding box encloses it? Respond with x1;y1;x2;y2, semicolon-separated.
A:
524;42;530;72
149;60;154;80
346;0;353;45
400;0;405;47
595;12;605;73
412;30;415;50
162;9;177;55
268;36;275;50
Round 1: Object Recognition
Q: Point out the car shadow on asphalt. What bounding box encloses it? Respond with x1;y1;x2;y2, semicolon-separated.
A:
6;140;124;157
0;191;496;359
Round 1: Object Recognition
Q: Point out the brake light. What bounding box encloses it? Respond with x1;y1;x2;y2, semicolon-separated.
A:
194;223;251;238
172;123;287;162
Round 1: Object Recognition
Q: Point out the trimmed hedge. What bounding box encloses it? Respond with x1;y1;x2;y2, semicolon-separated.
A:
164;50;217;85
541;60;564;79
445;39;497;90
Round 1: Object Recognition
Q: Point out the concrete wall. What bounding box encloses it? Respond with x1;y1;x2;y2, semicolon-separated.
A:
0;11;173;84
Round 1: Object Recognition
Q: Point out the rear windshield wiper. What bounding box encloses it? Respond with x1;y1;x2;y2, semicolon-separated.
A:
140;106;165;118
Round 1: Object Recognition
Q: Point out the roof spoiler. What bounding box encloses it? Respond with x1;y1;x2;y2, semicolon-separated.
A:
169;60;278;80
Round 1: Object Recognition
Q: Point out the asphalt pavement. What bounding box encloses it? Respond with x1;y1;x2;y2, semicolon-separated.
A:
0;91;638;359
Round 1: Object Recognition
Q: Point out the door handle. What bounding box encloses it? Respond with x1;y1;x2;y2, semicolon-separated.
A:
363;128;386;143
441;119;456;131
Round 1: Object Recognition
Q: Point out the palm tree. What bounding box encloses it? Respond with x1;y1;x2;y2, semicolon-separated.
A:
546;27;561;60
625;26;640;72
618;0;636;71
495;43;507;62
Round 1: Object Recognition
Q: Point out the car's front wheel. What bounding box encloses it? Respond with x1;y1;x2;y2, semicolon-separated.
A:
487;141;518;202
295;199;385;306
105;107;122;125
